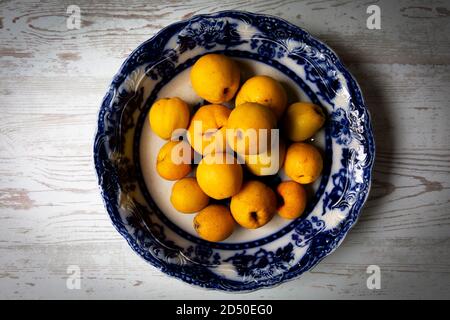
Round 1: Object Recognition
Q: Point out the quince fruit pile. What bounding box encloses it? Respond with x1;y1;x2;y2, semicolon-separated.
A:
148;53;325;242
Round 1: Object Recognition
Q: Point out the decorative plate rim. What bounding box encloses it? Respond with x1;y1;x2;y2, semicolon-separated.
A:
93;10;375;292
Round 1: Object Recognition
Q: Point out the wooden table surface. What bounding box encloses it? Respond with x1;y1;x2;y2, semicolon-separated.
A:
1;0;449;299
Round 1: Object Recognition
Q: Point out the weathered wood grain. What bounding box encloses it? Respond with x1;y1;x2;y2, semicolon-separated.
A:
0;0;449;299
1;0;450;78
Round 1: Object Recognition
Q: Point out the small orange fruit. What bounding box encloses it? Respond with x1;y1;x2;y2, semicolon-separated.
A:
149;97;190;140
283;102;325;142
187;104;231;155
226;102;277;155
193;204;235;242
245;139;286;176
196;153;243;200
276;181;307;219
235;75;287;119
170;177;209;213
284;142;323;184
156;140;192;180
190;54;240;104
230;180;277;229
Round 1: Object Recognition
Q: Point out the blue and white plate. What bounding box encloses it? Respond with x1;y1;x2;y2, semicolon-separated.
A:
94;11;375;291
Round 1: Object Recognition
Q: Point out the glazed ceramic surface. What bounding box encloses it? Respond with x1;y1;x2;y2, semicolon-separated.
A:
94;11;375;291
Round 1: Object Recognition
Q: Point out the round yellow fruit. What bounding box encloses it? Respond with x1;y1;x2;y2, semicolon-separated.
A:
193;204;235;242
284;142;323;184
196;153;243;200
276;181;307;219
190;54;240;104
283;102;325;142
170;177;209;213
149;97;190;140
156;140;192;180
235;75;287;119
226;102;277;155
230;180;277;229
187;104;231;155
245;139;286;176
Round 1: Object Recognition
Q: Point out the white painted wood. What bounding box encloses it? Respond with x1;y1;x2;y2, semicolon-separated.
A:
0;0;449;299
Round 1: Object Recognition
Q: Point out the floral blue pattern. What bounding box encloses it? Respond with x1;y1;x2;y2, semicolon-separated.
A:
93;11;375;291
292;216;326;247
185;245;221;266
289;52;342;105
331;108;352;145
250;36;287;59
177;19;246;52
224;243;295;280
